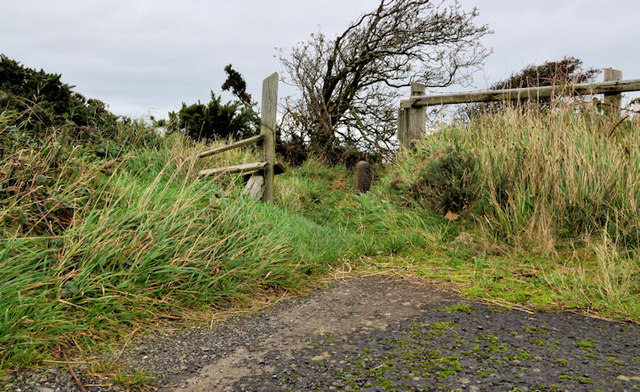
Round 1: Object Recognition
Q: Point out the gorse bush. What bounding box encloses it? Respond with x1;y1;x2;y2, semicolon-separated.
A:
409;144;479;213
458;56;599;121
173;65;259;141
177;93;257;141
0;54;120;132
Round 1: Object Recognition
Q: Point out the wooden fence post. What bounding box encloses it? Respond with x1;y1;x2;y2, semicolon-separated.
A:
603;68;622;117
406;83;426;148
260;72;278;203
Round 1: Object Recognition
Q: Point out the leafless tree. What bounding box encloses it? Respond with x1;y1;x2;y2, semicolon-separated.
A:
279;0;491;160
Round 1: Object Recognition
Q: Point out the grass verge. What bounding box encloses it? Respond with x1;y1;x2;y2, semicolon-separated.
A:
1;106;638;380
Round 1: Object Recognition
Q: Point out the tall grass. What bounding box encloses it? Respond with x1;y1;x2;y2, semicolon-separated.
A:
274;159;448;255
397;107;640;253
0;111;445;371
2;106;638;372
0;120;357;370
389;106;640;319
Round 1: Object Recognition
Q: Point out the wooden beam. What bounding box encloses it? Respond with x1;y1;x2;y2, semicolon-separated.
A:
260;72;278;203
198;161;268;177
197;134;264;159
401;78;640;108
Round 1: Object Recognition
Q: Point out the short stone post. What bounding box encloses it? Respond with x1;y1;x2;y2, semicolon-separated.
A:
354;161;372;194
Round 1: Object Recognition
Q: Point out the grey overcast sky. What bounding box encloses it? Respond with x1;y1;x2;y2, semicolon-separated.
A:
1;0;638;119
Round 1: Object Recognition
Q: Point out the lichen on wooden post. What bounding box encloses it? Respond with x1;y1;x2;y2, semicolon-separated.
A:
397;107;409;148
406;83;426;148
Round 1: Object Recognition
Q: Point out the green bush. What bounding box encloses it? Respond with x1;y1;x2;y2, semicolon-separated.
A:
410;145;479;213
0;54;120;132
178;93;257;141
175;64;259;141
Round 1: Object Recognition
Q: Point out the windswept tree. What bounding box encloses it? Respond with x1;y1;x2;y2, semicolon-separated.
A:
279;0;491;160
458;56;599;121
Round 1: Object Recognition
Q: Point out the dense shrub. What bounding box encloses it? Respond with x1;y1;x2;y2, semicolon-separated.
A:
0;54;119;132
410;145;479;213
458;57;599;121
177;93;257;141
174;65;259;141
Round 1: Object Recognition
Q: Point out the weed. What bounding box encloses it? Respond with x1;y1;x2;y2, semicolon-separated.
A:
577;341;594;349
438;304;472;314
110;369;155;391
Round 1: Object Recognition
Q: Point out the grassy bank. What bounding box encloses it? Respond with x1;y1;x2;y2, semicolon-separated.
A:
0;111;442;372
385;107;639;320
0;124;331;370
1;106;638;376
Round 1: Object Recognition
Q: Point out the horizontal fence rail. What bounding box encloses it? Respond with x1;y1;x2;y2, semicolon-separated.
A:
196;72;279;203
400;78;640;108
199;161;269;177
197;134;264;159
398;68;638;149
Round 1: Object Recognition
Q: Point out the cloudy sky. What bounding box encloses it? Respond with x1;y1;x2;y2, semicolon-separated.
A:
2;0;638;119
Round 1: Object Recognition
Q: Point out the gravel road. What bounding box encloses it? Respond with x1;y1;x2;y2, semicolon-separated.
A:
3;275;639;391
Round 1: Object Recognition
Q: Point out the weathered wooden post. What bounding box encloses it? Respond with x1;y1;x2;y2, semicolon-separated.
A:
603;68;622;117
197;72;282;202
405;83;426;148
260;72;278;203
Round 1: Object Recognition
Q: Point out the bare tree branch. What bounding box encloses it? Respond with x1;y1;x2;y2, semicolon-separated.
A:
280;0;491;159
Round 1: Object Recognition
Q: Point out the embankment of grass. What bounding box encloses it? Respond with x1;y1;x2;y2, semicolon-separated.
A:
0;114;443;372
1;106;638;376
383;107;639;321
0;121;354;371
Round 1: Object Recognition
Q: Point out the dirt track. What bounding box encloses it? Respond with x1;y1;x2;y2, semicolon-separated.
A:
4;275;640;391
163;276;640;391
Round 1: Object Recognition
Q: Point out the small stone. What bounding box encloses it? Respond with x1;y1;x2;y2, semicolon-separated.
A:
311;352;331;361
617;375;630;382
35;174;49;186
